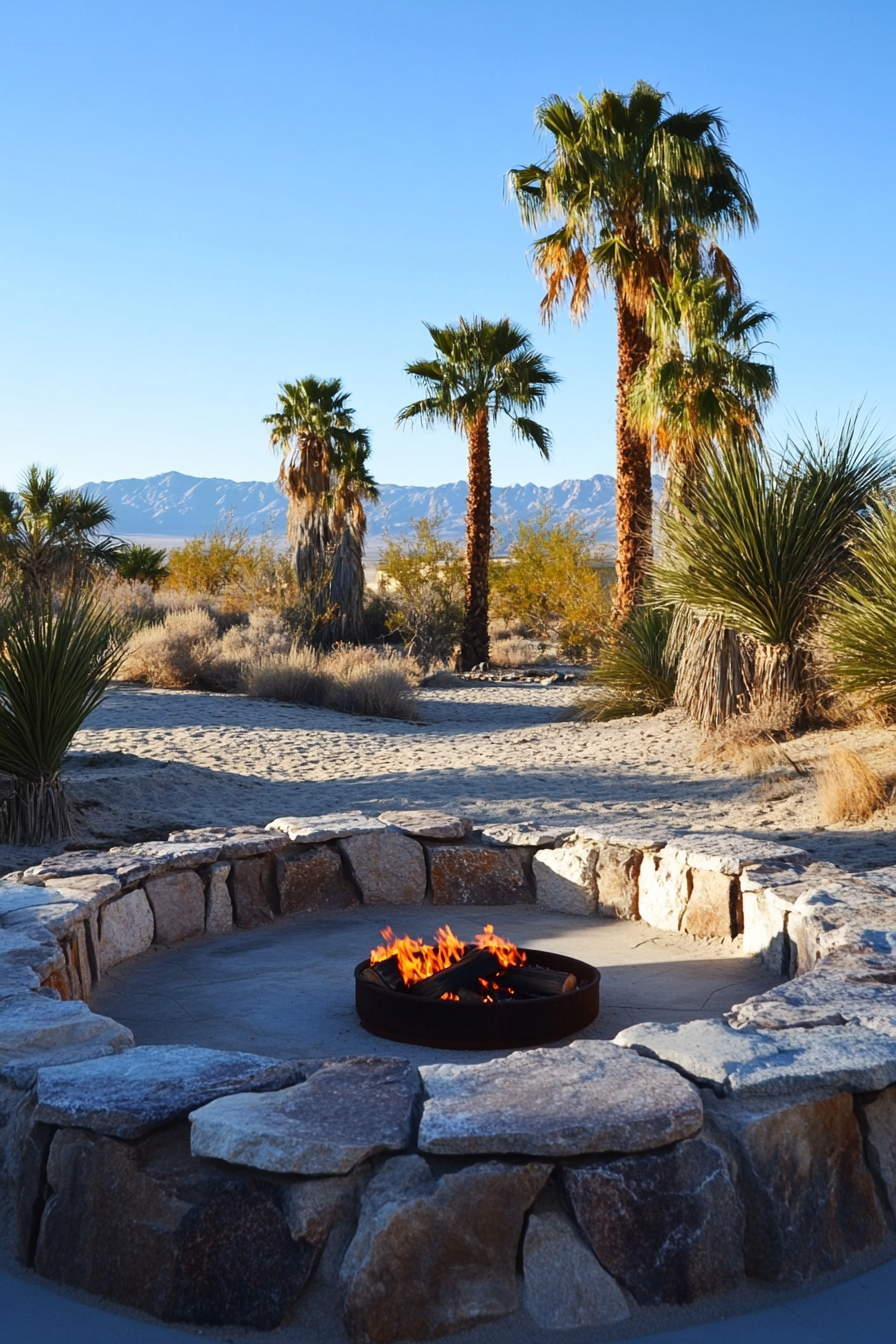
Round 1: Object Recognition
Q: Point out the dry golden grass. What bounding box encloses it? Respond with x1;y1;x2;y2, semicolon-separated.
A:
817;746;889;823
246;645;420;720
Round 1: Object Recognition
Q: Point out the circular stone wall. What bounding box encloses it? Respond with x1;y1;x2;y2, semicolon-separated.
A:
1;809;895;1339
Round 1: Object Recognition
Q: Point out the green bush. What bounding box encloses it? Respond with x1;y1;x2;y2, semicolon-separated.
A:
823;504;896;710
0;592;126;843
376;517;465;668
490;510;612;661
571;603;678;721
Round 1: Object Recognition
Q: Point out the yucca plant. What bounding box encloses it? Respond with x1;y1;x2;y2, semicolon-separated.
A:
654;415;893;725
823;504;896;709
0;592;127;844
573;603;678;721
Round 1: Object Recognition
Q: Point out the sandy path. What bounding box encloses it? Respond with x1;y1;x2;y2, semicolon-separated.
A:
2;681;894;874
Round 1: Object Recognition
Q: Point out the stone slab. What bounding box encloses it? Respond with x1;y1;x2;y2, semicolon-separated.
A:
429;843;531;906
523;1206;630;1329
378;809;470;840
616;1016;896;1098
563;1136;744;1305
418;1039;702;1156
704;1090;887;1280
573;822;674;850
201;862;233;935
190;1056;420;1174
35;1045;306;1138
144;871;206;944
276;846;358;914
0;925;65;993
595;843;641;920
0;995;134;1088
665;833;809;876
25;840;222;888
859;1084;896;1222
34;1123;315;1328
481;823;572;848
638;851;689;932
169;826;291;858
340;1155;550;1344
267;813;388;844
228;856;275;928
338;831;426;905
533;843;598;915
727;970;896;1032
96;888;154;972
682;868;740;940
2;901;87;943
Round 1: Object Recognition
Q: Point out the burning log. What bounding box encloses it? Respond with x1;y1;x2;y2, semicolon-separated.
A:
409;947;501;999
363;955;403;990
499;965;578;997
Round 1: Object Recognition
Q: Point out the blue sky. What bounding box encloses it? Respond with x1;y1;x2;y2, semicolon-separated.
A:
1;0;894;491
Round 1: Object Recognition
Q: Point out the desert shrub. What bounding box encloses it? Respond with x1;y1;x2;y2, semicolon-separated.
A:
324;646;421;719
570;603;678;721
245;645;419;720
490;511;612;661
120;608;220;689
489;634;538;668
89;574;159;626
823;505;896;711
817;746;889;823
121;607;294;692
0;591;126;842
120;608;420;719
377;517;465;669
242;646;327;705
165;522;298;613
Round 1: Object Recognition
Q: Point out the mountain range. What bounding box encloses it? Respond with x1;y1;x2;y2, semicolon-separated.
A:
79;470;665;549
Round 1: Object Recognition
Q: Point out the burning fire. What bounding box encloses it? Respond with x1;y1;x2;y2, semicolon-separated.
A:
370;923;525;987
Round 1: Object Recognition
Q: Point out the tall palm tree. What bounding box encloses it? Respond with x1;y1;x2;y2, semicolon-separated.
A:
264;377;373;636
0;466;119;597
398;317;558;669
509;82;756;618
329;439;380;644
630;272;778;494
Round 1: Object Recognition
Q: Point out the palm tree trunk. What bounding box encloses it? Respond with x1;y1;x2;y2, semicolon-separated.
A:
614;292;653;621
460;410;491;670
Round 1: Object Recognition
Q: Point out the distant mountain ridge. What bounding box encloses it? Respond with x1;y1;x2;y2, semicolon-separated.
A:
79;470;664;548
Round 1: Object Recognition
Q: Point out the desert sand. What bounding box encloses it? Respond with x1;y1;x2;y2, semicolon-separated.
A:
2;679;894;875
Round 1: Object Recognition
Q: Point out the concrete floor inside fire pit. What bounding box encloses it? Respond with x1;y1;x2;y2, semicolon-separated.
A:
89;905;782;1062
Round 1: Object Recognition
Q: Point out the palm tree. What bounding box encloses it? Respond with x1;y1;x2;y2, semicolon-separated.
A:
264;378;374;639
398;317;558;669
329;439;380;644
653;417;894;726
0;466;119;597
509;82;756;617
629;272;777;493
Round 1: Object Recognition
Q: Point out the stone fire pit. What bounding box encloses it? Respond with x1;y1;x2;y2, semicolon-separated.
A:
2;808;896;1340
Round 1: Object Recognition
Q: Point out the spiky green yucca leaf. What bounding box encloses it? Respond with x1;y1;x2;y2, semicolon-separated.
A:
824;505;896;706
654;417;894;647
0;592;126;783
576;604;678;721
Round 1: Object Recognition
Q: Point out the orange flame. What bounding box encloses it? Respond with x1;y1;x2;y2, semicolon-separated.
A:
370;923;525;987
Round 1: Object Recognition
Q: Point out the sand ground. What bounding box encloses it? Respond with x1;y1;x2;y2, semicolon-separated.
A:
2;679;894;875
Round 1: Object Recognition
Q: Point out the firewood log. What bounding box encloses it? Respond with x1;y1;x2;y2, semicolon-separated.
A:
498;965;578;997
409;947;501;998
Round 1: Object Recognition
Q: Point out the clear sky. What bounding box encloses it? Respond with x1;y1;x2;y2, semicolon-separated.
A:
1;0;894;491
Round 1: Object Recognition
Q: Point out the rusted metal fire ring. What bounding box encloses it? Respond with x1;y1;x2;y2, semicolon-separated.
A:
354;948;600;1050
